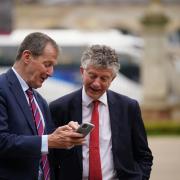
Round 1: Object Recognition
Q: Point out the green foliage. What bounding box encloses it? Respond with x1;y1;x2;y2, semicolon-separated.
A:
141;13;169;27
144;120;180;136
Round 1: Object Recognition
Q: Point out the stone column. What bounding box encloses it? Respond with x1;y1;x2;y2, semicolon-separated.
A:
0;0;13;34
140;0;170;119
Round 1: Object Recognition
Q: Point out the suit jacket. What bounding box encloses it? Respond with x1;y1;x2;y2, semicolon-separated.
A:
50;89;153;180
0;69;56;180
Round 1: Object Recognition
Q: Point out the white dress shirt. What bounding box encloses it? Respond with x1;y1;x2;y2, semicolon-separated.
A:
82;87;118;180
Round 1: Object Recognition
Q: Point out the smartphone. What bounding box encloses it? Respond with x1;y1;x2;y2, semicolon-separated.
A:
76;122;95;137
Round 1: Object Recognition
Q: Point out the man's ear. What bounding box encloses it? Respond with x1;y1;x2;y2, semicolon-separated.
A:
80;66;84;75
22;50;32;64
111;74;117;82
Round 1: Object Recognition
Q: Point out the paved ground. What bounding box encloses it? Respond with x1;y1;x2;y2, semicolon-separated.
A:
148;136;180;180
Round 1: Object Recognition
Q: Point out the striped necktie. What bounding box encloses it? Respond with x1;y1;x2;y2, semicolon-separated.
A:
89;100;102;180
26;88;50;180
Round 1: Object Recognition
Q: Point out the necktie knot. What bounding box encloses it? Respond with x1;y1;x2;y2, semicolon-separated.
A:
26;88;33;98
92;100;99;107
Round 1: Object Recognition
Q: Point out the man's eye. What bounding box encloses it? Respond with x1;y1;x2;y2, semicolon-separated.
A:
44;63;51;67
88;74;96;79
101;78;107;82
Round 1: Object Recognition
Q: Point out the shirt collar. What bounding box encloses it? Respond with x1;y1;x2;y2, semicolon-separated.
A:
82;86;108;107
12;67;29;92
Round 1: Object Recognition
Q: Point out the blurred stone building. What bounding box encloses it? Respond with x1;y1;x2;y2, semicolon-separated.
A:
17;0;180;4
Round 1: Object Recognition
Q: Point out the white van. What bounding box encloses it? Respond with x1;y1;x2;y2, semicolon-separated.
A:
0;29;143;102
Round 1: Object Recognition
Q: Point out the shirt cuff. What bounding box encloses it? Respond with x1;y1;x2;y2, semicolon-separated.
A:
41;135;48;154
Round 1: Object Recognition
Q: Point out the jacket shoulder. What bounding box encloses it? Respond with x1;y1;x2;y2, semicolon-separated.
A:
49;89;81;107
108;90;138;104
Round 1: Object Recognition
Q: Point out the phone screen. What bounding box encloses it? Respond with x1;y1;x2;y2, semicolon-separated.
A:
76;122;94;137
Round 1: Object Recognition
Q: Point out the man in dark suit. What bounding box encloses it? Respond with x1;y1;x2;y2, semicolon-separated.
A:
0;32;84;180
50;45;153;180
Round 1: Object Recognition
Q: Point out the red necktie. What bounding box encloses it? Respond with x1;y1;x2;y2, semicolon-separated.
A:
26;88;50;180
89;101;102;180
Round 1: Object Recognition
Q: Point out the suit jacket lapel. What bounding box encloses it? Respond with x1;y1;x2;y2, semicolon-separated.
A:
7;69;37;134
71;90;82;124
107;90;126;170
34;92;53;134
71;90;83;171
107;90;122;134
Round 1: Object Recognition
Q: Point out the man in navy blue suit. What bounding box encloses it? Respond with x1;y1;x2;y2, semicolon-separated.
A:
0;32;84;180
50;45;153;180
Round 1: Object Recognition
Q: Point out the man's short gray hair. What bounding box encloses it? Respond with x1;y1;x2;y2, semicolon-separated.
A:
81;45;120;74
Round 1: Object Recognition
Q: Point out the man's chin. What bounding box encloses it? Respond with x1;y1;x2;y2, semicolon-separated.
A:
87;92;101;100
33;83;42;89
38;83;43;88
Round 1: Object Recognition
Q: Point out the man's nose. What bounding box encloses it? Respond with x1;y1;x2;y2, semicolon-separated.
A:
47;66;54;77
92;78;101;87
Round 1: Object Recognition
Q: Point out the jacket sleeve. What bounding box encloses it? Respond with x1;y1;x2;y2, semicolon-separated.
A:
130;100;153;180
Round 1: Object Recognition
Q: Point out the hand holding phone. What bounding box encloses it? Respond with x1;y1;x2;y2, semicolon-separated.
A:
76;122;95;137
